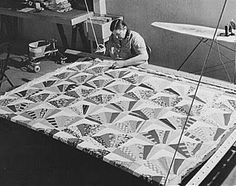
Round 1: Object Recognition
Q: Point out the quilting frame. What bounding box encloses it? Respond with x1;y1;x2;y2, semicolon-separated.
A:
0;59;236;185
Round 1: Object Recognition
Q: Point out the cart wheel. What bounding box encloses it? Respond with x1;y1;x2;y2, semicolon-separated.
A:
59;60;66;65
34;65;41;73
52;51;57;57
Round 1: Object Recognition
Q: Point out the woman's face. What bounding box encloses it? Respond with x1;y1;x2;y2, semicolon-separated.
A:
113;27;127;40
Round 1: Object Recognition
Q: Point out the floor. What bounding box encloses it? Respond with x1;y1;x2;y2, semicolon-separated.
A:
0;40;236;186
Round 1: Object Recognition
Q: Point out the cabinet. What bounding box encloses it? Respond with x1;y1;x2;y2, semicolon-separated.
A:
84;14;123;52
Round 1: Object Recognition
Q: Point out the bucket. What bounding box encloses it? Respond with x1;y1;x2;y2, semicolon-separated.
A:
29;40;50;58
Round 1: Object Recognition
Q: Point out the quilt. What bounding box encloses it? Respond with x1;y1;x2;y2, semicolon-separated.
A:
0;59;236;185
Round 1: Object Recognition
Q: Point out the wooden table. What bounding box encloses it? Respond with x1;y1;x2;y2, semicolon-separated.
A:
152;22;236;83
0;7;93;49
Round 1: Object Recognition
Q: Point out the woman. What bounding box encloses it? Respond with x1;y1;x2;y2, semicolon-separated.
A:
104;19;149;68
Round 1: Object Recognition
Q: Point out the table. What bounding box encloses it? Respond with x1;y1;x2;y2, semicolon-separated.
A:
0;7;93;49
151;22;236;83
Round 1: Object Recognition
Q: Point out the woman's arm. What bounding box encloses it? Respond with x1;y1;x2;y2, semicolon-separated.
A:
112;50;148;68
112;31;149;68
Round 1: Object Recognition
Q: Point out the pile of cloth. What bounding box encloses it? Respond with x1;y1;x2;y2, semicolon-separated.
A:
18;0;72;12
45;0;72;12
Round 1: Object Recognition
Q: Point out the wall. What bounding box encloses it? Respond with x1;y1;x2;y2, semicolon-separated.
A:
106;0;236;82
22;0;236;82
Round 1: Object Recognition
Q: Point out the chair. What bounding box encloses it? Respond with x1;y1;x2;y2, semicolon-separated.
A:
0;42;14;89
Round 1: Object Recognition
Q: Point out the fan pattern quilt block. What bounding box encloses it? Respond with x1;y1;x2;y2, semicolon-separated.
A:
0;60;235;185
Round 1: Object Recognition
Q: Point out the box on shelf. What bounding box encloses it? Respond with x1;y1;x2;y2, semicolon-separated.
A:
84;14;123;42
93;0;106;15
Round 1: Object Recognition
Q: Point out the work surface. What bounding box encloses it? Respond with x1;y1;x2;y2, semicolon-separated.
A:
1;56;236;185
151;22;236;43
0;7;93;26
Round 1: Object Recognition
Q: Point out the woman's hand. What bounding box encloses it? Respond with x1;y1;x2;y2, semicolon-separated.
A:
94;58;103;63
111;60;126;69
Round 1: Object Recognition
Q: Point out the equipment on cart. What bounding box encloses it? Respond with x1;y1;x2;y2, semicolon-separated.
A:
23;39;67;72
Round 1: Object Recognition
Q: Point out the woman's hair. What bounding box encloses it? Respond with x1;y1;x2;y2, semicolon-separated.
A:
110;19;127;32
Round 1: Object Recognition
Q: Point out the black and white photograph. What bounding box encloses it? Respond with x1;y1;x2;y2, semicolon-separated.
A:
0;1;236;185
